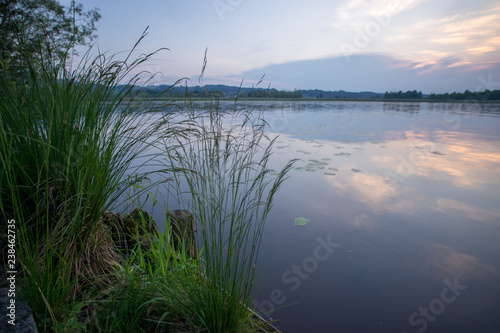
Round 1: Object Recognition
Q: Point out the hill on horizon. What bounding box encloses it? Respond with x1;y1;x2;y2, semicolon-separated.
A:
129;84;500;101
136;84;383;99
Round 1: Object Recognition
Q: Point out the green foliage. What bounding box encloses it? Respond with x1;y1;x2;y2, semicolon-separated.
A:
90;201;203;332
0;30;180;331
428;89;500;101
383;90;423;99
0;16;292;330
164;99;296;332
300;89;381;99
134;84;304;99
0;0;100;73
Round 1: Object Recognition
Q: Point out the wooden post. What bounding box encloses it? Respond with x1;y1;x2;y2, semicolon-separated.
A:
166;210;197;259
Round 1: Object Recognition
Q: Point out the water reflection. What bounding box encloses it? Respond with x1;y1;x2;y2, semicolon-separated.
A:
423;243;500;280
269;127;500;223
135;101;500;332
382;102;421;113
255;102;500;332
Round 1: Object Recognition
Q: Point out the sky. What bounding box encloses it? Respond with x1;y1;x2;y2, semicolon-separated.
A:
65;0;500;93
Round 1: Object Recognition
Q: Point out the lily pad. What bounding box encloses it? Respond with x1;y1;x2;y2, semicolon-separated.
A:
294;217;310;226
308;159;328;166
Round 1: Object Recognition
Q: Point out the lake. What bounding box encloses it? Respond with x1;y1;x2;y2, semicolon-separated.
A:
138;100;500;333
247;101;500;333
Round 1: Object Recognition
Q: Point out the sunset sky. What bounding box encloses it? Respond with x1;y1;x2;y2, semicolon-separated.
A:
68;0;500;93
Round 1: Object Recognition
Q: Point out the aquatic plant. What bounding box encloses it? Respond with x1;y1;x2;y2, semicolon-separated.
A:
0;26;293;331
163;97;296;332
0;30;182;329
294;217;310;226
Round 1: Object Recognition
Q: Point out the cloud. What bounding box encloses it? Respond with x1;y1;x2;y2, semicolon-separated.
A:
382;2;500;62
329;0;500;69
240;53;500;93
333;0;426;30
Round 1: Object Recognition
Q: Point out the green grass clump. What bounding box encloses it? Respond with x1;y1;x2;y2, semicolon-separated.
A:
0;32;292;332
164;99;296;332
0;33;177;330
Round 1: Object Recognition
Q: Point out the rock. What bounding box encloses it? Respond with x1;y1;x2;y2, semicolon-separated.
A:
0;286;38;333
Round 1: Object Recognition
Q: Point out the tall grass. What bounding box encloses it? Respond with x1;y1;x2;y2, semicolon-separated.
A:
0;32;180;330
163;99;296;332
90;202;199;332
0;30;293;332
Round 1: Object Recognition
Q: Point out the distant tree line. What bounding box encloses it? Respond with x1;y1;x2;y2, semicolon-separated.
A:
427;90;500;101
383;90;423;99
383;89;500;101
134;85;303;99
136;85;380;100
301;89;380;99
132;84;500;101
239;89;303;98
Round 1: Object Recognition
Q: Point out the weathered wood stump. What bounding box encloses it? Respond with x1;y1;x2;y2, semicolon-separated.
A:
102;208;158;257
166;210;197;259
102;209;197;260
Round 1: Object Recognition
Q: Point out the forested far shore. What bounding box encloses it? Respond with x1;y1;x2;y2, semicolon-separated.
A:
131;84;500;101
383;89;500;101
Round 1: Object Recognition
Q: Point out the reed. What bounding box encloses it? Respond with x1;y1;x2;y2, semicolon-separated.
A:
0;31;179;330
163;98;296;332
0;30;293;332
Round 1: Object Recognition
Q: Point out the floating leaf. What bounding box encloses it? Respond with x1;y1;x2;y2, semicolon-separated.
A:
294;217;310;226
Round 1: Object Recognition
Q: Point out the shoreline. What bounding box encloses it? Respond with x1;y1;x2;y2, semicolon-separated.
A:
135;97;500;103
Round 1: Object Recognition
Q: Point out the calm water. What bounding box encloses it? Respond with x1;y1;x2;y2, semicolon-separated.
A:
139;101;500;332
248;101;500;333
